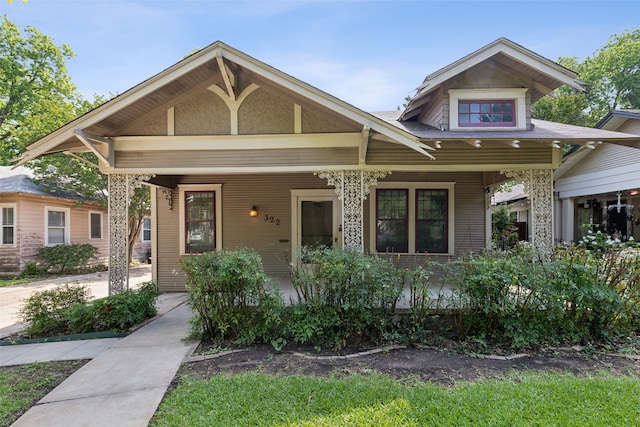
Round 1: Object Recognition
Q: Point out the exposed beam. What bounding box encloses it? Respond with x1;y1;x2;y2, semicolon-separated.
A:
216;52;236;101
74;129;112;166
359;125;370;165
499;139;520;149
464;139;482;148
63;151;99;168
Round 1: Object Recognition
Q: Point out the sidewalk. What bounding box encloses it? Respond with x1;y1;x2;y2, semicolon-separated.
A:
9;292;198;427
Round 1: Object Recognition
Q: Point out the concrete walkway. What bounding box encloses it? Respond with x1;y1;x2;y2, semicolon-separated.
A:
7;292;199;427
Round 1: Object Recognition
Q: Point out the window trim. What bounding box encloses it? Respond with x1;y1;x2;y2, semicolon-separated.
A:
45;206;71;247
369;182;455;255
141;217;151;242
449;88;527;131
457;100;516;127
89;211;103;240
178;184;222;255
1;203;17;247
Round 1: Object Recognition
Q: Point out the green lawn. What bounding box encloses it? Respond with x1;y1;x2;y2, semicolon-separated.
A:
152;372;640;426
0;277;35;288
0;360;87;426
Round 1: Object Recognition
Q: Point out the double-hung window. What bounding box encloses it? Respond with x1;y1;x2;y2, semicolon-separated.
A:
178;185;222;254
372;183;454;254
89;212;103;239
45;207;70;246
1;204;16;246
142;218;151;241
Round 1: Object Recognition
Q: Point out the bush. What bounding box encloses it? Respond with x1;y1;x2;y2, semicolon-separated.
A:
38;243;98;274
444;246;630;348
21;261;47;277
288;247;404;349
66;282;159;333
19;284;91;337
18;282;159;338
180;249;283;345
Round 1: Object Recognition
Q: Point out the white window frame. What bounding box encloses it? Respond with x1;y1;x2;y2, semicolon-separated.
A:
89;211;103;240
45;206;71;246
1;203;17;247
369;182;456;255
178;184;223;255
141;217;151;242
449;88;527;131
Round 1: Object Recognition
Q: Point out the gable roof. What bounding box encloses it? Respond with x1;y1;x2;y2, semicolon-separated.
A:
0;166;87;200
400;37;585;120
14;41;433;167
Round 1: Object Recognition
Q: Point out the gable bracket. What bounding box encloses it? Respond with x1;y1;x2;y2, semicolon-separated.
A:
216;52;236;101
74;129;112;166
359;125;370;165
63;151;99;168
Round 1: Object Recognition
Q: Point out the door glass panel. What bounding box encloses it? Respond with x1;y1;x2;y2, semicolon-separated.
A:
301;201;333;248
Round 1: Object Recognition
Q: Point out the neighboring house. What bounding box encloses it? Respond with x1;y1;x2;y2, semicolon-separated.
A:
14;38;640;294
132;216;152;263
554;110;640;244
491;183;529;242
0;166;109;274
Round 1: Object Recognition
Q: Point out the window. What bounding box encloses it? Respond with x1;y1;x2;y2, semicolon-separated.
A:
458;100;515;127
178;184;222;254
89;212;103;239
448;88;527;131
371;183;454;254
45;207;70;246
1;204;16;246
142;218;151;241
416;190;448;252
376;190;408;252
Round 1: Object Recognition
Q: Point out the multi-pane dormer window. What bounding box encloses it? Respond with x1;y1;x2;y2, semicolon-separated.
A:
458;100;515;127
449;88;527;131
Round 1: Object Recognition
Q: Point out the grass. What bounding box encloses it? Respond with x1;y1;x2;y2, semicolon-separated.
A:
0;360;87;426
0;277;36;288
152;372;640;426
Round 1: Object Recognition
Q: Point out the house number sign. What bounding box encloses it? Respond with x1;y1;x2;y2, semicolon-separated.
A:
263;214;280;225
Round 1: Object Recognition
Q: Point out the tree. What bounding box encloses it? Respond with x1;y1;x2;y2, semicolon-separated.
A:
0;14;80;164
533;29;640;126
2;15;150;266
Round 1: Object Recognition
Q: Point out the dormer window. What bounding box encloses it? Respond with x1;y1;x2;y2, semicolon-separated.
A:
449;88;527;131
458;100;515;127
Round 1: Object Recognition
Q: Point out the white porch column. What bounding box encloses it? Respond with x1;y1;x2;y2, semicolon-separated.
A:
316;170;389;251
560;197;575;243
502;169;554;253
108;173;154;295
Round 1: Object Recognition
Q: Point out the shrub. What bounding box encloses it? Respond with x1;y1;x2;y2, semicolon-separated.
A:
288;247;404;348
66;282;159;333
19;284;91;337
179;249;283;345
38;243;98;274
444;246;629;348
21;261;47;277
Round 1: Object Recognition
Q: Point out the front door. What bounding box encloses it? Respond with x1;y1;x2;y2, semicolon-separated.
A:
291;190;341;258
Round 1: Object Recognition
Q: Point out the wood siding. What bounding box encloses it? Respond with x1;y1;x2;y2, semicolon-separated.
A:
155;171;488;292
0;194;108;274
115;147;359;169
366;141;551;167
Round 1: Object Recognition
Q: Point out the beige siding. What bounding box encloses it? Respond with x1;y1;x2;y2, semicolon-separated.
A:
419;88;445;130
121;110;168;136
561;143;640;178
302;109;359;133
0;194;108;274
115;147;359;169
617;119;640;135
367;141;552;166
155;172;488;292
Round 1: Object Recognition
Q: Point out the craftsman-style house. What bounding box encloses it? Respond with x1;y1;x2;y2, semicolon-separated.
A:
14;38;640;293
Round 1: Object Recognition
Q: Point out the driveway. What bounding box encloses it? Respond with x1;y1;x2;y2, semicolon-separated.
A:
0;265;152;337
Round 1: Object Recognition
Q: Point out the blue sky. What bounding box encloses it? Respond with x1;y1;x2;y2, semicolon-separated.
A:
2;0;639;111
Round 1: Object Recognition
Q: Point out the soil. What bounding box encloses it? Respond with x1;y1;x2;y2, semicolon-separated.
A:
175;342;640;389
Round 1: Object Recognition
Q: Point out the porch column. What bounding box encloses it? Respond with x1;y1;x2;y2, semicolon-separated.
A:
108;173;154;294
502;169;554;253
316;170;389;251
